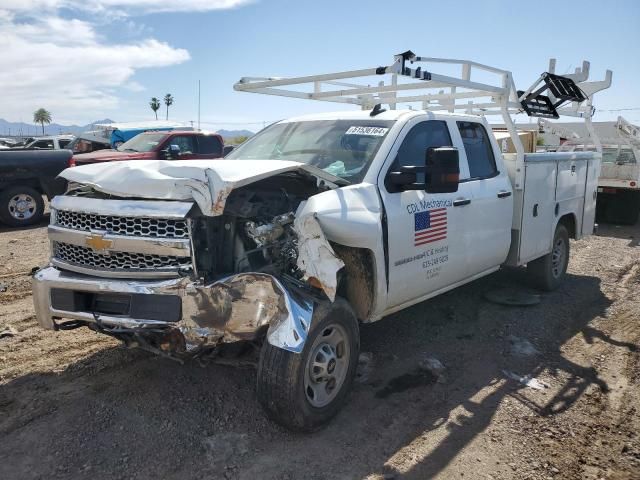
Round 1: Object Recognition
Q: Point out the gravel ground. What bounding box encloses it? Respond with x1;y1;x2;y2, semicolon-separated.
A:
0;214;639;480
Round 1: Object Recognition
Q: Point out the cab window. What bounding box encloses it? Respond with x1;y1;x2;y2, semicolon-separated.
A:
457;122;497;179
32;140;54;149
385;121;452;190
168;136;195;154
197;135;223;156
395;121;452;168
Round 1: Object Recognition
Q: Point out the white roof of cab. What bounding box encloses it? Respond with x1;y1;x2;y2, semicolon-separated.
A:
280;109;485;124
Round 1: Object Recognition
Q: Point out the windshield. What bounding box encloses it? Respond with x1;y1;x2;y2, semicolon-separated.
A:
226;120;395;181
117;133;166;153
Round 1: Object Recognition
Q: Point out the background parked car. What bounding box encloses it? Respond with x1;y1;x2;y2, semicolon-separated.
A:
0;138;18;149
72;130;224;166
92;121;193;148
65;132;111;154
0;150;72;227
14;135;75;150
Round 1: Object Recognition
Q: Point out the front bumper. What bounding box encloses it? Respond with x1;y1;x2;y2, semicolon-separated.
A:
33;266;188;330
32;266;313;353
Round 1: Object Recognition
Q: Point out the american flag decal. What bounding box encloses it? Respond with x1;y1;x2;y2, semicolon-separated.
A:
414;208;448;246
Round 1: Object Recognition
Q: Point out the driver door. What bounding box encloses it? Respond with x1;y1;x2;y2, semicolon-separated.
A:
379;119;474;309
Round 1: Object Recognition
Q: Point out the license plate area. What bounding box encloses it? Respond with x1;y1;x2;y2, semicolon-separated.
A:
50;289;181;322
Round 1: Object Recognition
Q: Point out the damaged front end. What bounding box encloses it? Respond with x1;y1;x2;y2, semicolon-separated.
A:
33;161;346;358
33;268;314;357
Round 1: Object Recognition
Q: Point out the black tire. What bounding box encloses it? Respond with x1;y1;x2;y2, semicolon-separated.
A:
528;224;570;291
0;186;45;227
256;297;359;432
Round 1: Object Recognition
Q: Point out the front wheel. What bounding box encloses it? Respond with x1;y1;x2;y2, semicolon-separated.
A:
256;298;359;432
527;224;570;291
0;186;45;227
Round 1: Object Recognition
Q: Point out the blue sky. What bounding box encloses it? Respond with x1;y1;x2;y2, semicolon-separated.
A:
1;0;639;129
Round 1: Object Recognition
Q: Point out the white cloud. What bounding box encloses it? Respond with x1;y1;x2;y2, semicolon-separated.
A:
9;17;98;45
0;0;251;122
0;15;190;121
0;0;252;14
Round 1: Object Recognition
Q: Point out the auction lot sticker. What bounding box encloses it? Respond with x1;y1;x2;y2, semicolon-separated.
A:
345;126;389;136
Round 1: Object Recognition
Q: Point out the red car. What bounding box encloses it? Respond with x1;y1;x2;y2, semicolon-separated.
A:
71;131;224;166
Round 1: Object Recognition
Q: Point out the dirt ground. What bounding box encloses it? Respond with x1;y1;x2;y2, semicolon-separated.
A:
1;213;639;480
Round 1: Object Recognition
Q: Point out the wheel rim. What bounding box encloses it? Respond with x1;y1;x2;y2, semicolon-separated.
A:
304;323;351;408
8;194;37;220
551;236;566;278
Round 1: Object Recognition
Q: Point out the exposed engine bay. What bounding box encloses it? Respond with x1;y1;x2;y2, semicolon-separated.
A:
190;173;325;285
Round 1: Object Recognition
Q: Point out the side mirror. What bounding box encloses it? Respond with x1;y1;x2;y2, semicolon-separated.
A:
386;166;423;192
426;147;459;193
162;144;181;160
223;145;235;157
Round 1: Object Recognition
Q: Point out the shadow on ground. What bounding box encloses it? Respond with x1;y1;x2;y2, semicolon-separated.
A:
596;222;640;247
0;266;620;480
0;213;50;234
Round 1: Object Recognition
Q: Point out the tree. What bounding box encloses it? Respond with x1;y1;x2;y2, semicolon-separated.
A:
149;97;161;120
33;108;52;135
230;135;249;145
164;94;174;120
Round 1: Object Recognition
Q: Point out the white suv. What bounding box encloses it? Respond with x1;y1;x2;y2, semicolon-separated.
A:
26;135;75;150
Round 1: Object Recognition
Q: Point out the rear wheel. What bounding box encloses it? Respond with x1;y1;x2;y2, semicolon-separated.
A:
528;224;570;291
256;298;359;432
0;186;45;227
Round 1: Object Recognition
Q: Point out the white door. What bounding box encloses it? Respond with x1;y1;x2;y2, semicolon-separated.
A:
454;121;513;274
380;119;474;308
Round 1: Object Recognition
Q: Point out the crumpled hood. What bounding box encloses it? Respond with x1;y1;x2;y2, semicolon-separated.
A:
60;159;343;216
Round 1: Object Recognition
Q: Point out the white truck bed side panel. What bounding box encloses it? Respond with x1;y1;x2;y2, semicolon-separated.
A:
517;161;557;264
556;159;587;236
504;152;600;266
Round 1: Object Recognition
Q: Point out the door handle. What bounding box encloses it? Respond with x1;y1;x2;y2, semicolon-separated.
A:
453;198;471;207
497;190;512;198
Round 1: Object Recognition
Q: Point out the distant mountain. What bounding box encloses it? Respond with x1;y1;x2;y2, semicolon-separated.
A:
0;119;255;140
0;118;115;137
216;129;254;139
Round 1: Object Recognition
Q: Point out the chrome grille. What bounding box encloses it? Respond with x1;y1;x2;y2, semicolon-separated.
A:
53;242;191;272
55;210;189;239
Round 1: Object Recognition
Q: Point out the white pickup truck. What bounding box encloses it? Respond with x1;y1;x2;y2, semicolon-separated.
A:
555;116;640;224
32;53;612;431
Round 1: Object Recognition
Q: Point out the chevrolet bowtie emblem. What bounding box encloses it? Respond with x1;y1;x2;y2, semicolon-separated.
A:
85;233;113;251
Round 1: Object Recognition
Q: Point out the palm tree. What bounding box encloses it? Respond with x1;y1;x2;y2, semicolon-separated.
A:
164;94;174;120
33;108;52;135
149;97;161;120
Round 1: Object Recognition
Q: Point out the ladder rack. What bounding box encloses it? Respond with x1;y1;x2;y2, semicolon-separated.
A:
234;51;613;189
617;116;640;145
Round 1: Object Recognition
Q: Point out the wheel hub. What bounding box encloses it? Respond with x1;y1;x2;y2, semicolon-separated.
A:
16;200;29;212
304;324;350;408
8;194;36;219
